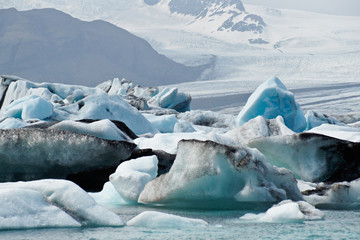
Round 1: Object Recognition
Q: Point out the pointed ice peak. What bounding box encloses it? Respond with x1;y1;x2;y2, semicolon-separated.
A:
263;76;287;90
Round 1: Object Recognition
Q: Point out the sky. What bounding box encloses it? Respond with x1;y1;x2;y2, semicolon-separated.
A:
241;0;360;16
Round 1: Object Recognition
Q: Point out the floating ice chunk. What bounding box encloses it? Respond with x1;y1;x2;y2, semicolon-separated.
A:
0;118;29;129
134;132;209;154
249;133;360;182
148;87;191;112
0;128;136;182
138;140;302;208
55;93;158;135
235;77;306;132
225;116;294;144
108;78;132;96
50;119;133;141
143;113;179;133
89;181;127;205
303;179;360;209
248;133;360;182
127;211;208;228
0;180;125;227
0;188;80;229
110;156;158;202
240;200;324;223
307;124;360;142
305;110;344;130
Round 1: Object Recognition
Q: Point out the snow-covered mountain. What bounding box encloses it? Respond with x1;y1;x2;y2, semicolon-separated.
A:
165;0;265;34
0;8;205;86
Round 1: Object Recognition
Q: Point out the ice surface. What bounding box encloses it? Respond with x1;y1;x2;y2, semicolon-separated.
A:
2;95;53;120
303;178;360;209
0;117;29;129
55;93;158;135
127;211;208;228
50;119;133;141
307;124;360;142
0;180;125;227
235;77;306;132
225;115;294;144
134;132;210;154
109;156;158;202
138;140;301;207
0;128;136;181
0;188;80;229
249;133;360;182
240;200;324;223
89;181;127;205
143;113;179;133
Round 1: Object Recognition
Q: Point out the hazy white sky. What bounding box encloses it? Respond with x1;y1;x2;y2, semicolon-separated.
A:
241;0;360;16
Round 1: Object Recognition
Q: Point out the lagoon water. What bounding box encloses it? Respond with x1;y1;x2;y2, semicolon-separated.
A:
1;205;359;240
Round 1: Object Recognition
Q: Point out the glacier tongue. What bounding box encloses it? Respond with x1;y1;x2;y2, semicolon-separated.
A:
138;139;302;208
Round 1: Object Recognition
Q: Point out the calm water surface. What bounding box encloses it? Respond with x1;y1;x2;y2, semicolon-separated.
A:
1;205;359;240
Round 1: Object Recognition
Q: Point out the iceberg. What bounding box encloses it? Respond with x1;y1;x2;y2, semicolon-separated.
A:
0;180;125;228
235;77;306;132
249;133;360;182
143;113;179;133
148;87;191;112
0;128;136;182
240;200;324;223
0;188;80;229
302;178;360;209
89;181;127;206
127;211;207;228
0;117;29;129
109;155;158;203
225;116;294;144
305;110;344;130
138;140;302;208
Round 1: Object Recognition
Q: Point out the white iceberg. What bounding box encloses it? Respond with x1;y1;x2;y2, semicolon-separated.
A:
0;180;125;228
303;179;360;209
235;77;306;133
138;140;302;208
0;188;80;229
110;155;158;202
240;200;324;223
225;116;294;144
127;211;207;228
